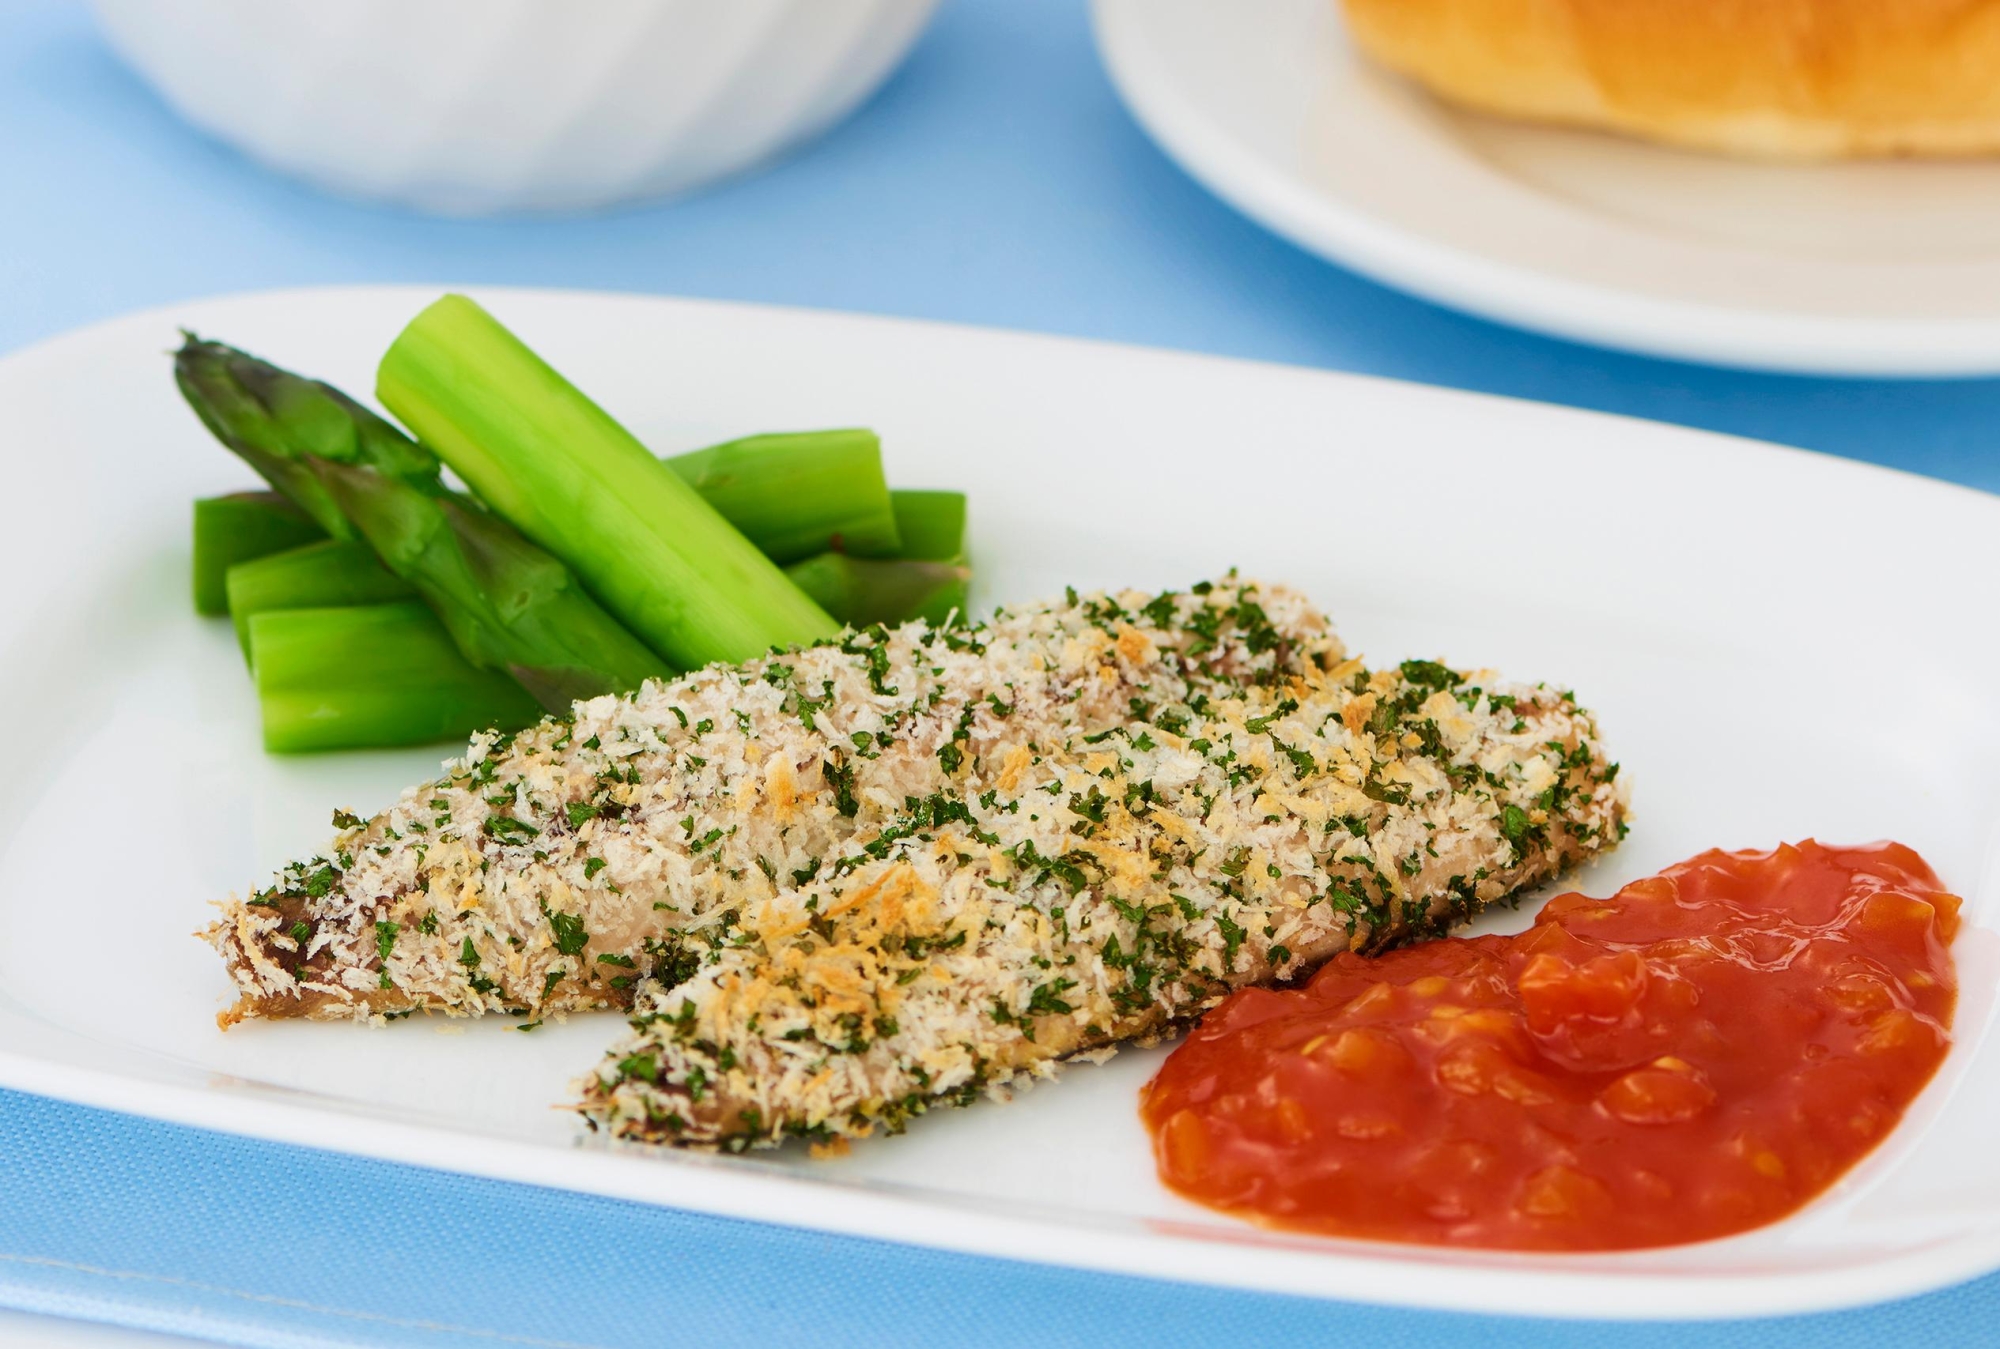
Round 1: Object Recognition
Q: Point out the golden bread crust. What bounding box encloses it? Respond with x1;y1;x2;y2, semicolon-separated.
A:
1339;0;2000;158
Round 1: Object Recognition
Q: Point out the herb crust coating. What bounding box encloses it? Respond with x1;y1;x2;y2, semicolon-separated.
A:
577;586;1626;1150
205;577;1626;1152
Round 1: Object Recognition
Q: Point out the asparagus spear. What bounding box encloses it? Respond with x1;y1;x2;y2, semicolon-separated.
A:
176;336;441;536
889;489;968;563
785;554;971;628
176;334;669;710
664;430;900;562
251;603;541;753
226;539;415;661
376;294;838;670
192;492;325;615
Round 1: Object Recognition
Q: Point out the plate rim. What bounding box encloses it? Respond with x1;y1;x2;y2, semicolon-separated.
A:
4;283;2000;1320
5;1032;1998;1324
1090;0;2000;379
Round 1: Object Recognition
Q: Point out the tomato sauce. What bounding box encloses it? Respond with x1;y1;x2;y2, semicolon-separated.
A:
1142;841;1960;1250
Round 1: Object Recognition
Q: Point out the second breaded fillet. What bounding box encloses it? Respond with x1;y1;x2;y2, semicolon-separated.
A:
578;643;1626;1150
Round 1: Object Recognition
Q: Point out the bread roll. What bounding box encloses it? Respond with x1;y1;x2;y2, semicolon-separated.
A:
1338;0;2000;158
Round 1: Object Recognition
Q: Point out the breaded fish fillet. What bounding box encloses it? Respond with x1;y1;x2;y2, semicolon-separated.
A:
578;635;1626;1150
208;579;1342;1024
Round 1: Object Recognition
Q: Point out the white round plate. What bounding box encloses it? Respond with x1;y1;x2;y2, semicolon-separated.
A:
1093;0;2000;376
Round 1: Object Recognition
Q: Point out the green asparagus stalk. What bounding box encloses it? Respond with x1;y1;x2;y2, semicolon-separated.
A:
176;334;669;710
226;539;416;660
376;294;838;670
251;603;541;753
176;336;442;538
889;489;968;563
785;554;971;628
663;430;900;562
192;491;325;614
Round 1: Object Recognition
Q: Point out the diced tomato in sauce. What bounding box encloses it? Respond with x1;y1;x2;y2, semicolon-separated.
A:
1141;841;1959;1251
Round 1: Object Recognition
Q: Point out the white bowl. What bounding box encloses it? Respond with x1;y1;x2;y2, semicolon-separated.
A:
89;0;940;215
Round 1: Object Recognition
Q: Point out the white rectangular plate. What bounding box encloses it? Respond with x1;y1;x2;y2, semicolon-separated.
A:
2;286;1999;1320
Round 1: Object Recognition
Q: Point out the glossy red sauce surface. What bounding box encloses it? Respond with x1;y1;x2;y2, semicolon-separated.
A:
1142;842;1960;1250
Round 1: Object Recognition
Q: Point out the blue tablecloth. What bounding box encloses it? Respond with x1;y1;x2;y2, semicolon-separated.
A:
5;1;2000;1345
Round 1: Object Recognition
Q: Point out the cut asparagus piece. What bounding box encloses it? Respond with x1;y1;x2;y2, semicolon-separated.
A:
227;539;416;661
250;602;541;753
784;554;970;627
192;492;325;615
664;430;899;563
889;489;967;563
377;294;839;670
176;335;669;710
